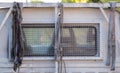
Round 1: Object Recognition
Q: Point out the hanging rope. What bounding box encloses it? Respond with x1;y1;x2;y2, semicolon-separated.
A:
54;3;61;73
11;2;24;72
58;3;63;73
106;2;116;71
58;3;67;73
55;3;66;73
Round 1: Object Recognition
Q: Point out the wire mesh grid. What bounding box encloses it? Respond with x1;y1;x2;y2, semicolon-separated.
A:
23;25;54;56
22;23;98;57
61;24;97;56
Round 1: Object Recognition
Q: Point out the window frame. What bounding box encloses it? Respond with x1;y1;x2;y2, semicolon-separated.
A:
22;23;101;61
60;25;98;56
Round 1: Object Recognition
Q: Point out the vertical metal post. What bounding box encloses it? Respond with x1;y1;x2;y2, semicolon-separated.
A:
55;3;59;73
106;2;116;71
54;3;64;73
110;2;116;71
58;3;64;73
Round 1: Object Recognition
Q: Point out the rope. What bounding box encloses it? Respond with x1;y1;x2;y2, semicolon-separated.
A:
11;2;24;72
58;3;67;73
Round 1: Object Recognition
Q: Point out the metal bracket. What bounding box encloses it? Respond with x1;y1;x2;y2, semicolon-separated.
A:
0;4;13;32
99;7;109;23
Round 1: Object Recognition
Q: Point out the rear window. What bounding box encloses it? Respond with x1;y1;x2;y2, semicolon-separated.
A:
22;24;99;57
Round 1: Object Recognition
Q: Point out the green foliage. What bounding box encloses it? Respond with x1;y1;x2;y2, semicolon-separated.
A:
62;0;74;3
62;0;89;3
116;7;120;12
31;0;43;3
91;0;100;2
61;0;120;12
100;0;120;2
88;0;100;3
62;0;120;3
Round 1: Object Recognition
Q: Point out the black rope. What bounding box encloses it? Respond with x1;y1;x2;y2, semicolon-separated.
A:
11;2;24;72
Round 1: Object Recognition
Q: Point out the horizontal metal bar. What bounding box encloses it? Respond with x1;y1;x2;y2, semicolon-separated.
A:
0;3;120;8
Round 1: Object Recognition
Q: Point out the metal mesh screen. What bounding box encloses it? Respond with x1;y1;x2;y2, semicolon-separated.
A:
61;26;97;56
22;24;98;56
23;25;54;56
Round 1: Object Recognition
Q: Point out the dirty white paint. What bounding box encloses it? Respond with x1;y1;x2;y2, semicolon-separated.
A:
0;3;120;73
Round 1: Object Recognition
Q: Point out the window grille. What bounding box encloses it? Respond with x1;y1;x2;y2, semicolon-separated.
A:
61;26;97;56
23;24;54;56
22;23;99;57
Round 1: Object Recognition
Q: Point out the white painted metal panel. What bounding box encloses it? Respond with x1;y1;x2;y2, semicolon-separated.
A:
22;8;55;23
0;3;120;73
